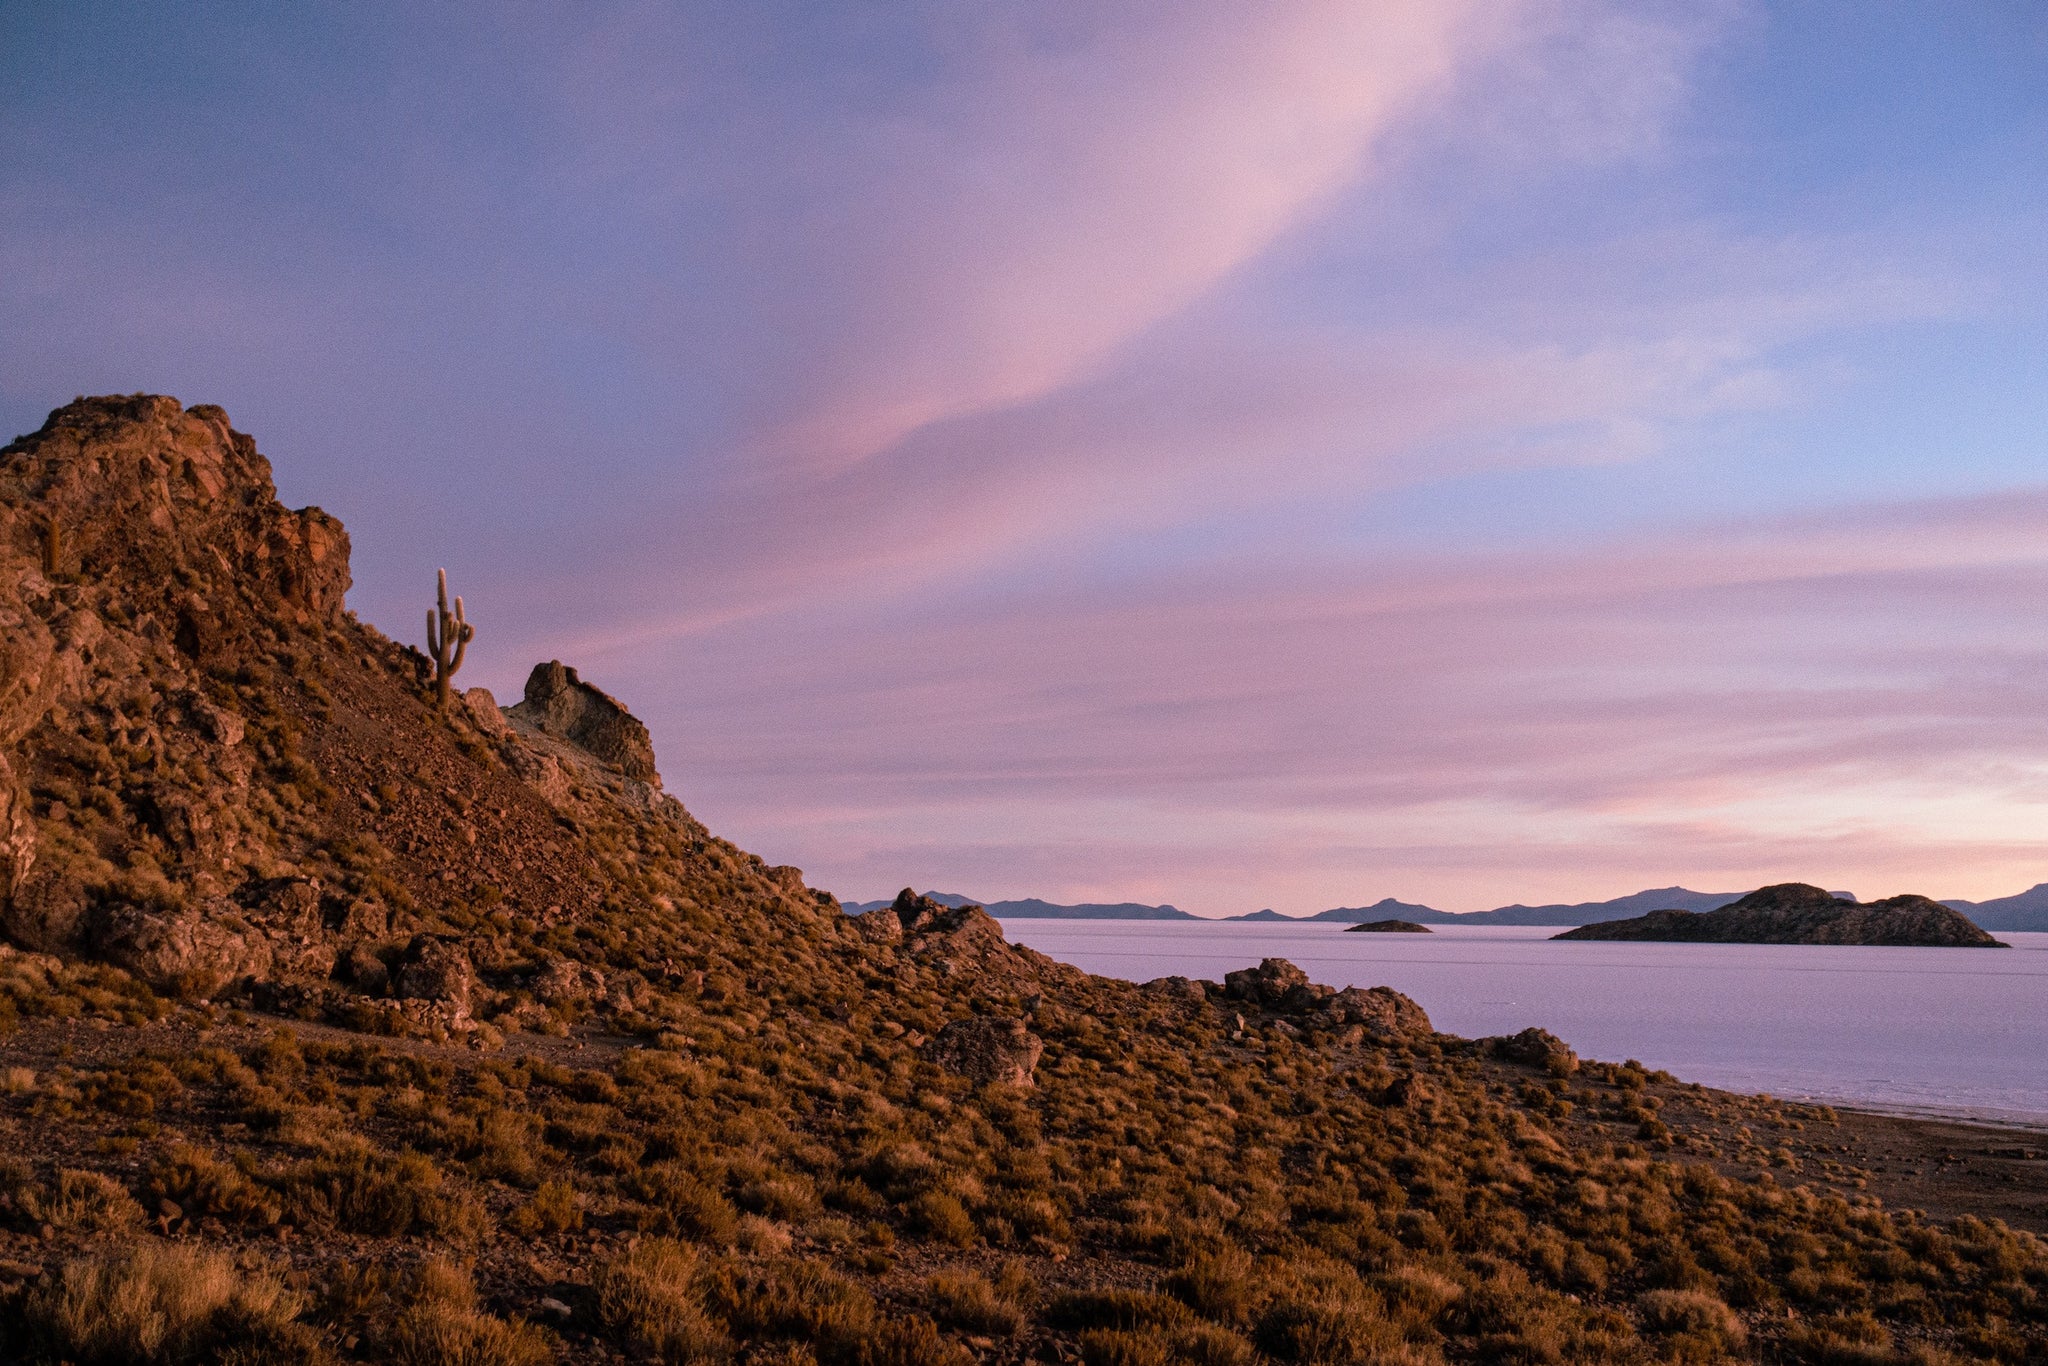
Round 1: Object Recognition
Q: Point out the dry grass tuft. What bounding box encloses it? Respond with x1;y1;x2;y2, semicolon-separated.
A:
22;1241;323;1364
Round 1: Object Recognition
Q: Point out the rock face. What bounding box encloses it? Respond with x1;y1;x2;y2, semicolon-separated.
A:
1343;919;1431;933
1553;883;2007;947
509;661;660;786
923;1016;1044;1087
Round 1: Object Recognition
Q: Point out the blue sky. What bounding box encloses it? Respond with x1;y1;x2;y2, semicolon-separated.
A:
5;2;2046;913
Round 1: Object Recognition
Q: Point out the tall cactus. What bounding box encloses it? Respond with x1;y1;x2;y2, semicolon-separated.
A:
39;519;62;578
425;568;473;708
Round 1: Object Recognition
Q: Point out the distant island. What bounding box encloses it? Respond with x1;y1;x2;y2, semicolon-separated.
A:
1553;883;2008;948
1344;919;1431;934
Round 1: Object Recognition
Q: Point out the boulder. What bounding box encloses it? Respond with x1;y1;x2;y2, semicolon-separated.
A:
1323;985;1432;1039
1485;1026;1578;1075
531;955;606;1006
509;661;660;786
1223;958;1317;1007
95;902;271;998
462;687;508;736
394;936;476;1014
924;1017;1044;1087
340;945;390;997
851;908;903;943
1144;975;1209;1003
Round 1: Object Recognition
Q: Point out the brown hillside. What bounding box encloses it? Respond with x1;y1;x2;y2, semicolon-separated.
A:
0;397;2040;1365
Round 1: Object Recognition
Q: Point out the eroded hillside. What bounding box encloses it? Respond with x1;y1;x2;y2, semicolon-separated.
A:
0;397;2040;1365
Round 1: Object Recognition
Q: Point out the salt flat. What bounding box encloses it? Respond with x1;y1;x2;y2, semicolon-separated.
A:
1004;921;2048;1126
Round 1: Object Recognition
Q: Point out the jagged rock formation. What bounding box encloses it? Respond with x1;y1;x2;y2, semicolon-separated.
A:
508;660;660;786
1553;882;2007;947
1223;956;1432;1041
1344;918;1431;933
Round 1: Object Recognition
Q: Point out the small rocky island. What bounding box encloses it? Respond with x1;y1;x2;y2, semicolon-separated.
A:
1344;918;1433;933
1553;883;2007;947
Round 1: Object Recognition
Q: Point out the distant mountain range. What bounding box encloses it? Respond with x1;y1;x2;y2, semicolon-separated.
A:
1940;883;2048;932
845;883;2048;931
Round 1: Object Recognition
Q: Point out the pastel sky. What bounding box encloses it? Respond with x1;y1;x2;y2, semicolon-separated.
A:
5;2;2047;914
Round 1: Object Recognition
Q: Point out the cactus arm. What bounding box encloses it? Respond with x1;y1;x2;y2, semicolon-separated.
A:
448;595;470;676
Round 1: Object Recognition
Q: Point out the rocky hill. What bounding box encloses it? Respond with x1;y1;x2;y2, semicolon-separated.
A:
0;397;2040;1365
1553;883;2008;947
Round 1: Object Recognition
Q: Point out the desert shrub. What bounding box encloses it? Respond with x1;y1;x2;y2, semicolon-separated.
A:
846;1314;970;1366
1169;1322;1259;1366
702;1256;875;1351
907;1191;976;1246
923;1269;1023;1336
1079;1327;1172;1366
594;1239;729;1363
270;1145;485;1239
628;1161;740;1244
383;1259;552;1366
735;1214;794;1255
19;1241;323;1365
1254;1286;1405;1365
19;1168;143;1232
1166;1247;1260;1326
1046;1288;1191;1334
146;1145;283;1228
504;1179;581;1236
1638;1287;1744;1349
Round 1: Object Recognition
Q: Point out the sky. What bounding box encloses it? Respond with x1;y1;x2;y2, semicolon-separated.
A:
4;1;2047;915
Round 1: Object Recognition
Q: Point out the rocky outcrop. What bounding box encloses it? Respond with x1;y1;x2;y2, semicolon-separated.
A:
1224;957;1432;1040
886;888;1011;970
509;661;660;786
1483;1026;1578;1075
0;398;354;966
923;1017;1044;1087
1343;919;1431;933
1553;883;2007;947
